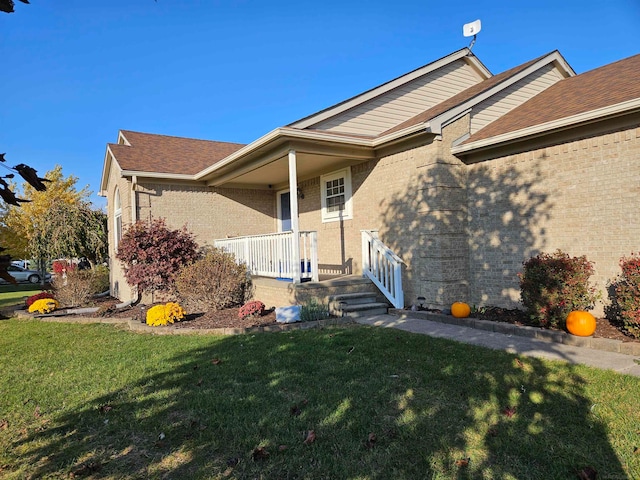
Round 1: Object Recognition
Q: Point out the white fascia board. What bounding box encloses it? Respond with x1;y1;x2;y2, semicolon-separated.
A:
451;98;640;155
117;130;131;146
429;51;572;136
120;170;196;181
371;123;432;147
99;146;116;195
290;48;485;130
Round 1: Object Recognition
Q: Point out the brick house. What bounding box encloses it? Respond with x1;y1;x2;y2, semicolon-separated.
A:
100;48;640;314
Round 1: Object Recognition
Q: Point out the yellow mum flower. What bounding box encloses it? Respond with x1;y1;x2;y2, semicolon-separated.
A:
28;298;59;314
146;302;186;327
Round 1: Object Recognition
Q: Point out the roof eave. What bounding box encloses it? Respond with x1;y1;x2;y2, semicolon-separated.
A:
451;98;640;155
372;122;433;147
120;170;197;181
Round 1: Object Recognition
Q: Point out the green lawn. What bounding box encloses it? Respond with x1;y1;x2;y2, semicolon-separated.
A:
0;284;46;309
0;319;638;479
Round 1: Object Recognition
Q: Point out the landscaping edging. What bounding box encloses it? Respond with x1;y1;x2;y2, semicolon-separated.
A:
13;310;354;335
390;309;640;356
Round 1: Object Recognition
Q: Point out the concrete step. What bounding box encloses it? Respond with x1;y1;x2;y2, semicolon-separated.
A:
328;292;378;307
339;302;389;318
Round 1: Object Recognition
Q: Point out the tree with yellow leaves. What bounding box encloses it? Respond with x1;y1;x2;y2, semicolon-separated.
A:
0;164;106;267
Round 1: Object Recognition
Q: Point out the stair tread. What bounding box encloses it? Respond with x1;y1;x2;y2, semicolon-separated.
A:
341;302;389;311
328;292;377;300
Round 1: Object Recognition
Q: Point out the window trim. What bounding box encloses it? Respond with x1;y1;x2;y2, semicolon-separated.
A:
320;167;352;223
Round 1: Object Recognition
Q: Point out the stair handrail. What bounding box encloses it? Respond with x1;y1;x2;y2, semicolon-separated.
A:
361;230;404;309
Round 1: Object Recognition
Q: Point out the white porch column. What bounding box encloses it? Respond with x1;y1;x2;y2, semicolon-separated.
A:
288;150;301;283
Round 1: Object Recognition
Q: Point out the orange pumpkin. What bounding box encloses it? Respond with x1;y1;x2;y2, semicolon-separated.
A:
566;310;596;337
451;302;471;318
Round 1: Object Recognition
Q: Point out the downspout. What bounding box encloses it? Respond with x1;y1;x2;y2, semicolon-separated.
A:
131;175;138;223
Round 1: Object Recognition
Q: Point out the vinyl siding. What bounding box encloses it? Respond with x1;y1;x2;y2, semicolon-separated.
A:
470;63;564;134
310;60;484;136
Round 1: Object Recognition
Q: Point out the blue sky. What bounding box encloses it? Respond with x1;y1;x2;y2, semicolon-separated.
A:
2;0;639;208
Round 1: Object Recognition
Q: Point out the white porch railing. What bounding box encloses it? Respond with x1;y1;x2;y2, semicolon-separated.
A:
361;230;404;309
215;231;319;283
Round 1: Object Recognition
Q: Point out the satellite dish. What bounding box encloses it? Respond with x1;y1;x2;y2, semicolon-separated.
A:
463;19;481;51
463;19;481;37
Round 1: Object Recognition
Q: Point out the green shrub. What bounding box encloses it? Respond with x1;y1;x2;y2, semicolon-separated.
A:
91;265;110;294
519;250;598;328
300;298;330;322
175;248;250;312
606;253;640;337
52;268;110;308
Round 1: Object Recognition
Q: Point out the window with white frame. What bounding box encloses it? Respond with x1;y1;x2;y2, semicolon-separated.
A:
320;167;352;222
114;188;122;250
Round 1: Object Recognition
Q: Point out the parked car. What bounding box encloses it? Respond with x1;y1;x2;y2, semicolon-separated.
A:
0;265;52;284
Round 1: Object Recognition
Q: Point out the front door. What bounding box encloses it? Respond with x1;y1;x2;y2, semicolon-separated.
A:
279;191;291;232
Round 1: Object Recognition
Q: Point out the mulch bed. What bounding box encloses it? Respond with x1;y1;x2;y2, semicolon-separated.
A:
87;297;279;330
469;306;637;343
26;296;639;343
409;306;639;344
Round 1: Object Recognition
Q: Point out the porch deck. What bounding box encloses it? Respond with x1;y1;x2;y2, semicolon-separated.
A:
251;274;383;308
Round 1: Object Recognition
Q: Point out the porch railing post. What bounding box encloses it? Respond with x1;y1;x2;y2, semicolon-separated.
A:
361;231;370;277
244;236;251;273
310;231;319;282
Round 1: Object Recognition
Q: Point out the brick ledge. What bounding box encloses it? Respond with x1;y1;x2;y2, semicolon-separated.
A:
13;310;354;335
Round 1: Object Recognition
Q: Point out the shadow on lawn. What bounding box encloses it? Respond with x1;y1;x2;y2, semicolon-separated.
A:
11;325;629;479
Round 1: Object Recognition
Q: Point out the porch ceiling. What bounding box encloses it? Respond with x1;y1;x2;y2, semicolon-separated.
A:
202;138;375;189
222;151;365;188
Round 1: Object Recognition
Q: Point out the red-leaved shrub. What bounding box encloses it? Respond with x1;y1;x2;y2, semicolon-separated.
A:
519;250;598;328
239;300;265;318
52;260;75;276
26;291;56;308
116;218;199;295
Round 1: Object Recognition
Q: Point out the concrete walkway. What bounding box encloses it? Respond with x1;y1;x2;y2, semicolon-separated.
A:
356;312;640;378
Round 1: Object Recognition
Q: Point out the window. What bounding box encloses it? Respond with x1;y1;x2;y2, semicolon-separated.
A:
114;188;122;250
321;168;352;222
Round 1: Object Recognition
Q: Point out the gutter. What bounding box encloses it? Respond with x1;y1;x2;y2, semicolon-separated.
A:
120;170;196;181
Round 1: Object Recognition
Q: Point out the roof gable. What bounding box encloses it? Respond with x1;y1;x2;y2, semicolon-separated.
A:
289;48;491;133
380;51;573;137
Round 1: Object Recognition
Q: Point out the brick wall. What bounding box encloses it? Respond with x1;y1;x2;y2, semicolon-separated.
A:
105;169;277;302
135;182;276;245
465;122;640;315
